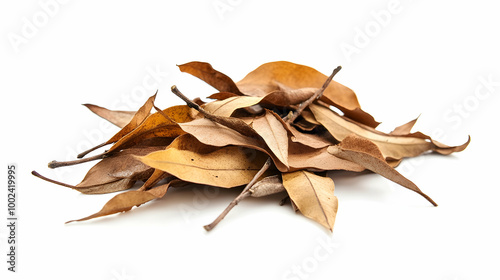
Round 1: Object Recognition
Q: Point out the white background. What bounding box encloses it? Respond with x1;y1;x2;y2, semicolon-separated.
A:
1;0;499;279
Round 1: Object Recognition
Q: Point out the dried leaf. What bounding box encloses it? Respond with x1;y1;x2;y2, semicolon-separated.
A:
83;104;136;128
328;134;437;206
73;146;164;194
67;180;175;223
106;105;192;154
178;118;288;171
203;96;263;117
236;61;360;110
288;142;364;172
251;110;289;167
178;61;242;94
310;103;470;160
138;136;270;188
282;171;338;231
249;175;285;197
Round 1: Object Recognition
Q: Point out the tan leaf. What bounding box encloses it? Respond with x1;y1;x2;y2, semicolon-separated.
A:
83;104;136;128
67;180;176;223
203;96;264;117
328;134;437;206
310;103;470;160
138;136;270;188
251;110;289;167
282;171;338;231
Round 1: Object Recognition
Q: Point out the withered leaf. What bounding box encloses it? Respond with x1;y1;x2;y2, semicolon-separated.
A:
67;180;176;223
72;146;164;194
83;104;136;128
236;61;360;110
310;103;470;160
106;105;192;154
328;134;437;206
251;110;289;168
178;61;242;94
203;96;263;117
282;171;338;231
138;136;270;188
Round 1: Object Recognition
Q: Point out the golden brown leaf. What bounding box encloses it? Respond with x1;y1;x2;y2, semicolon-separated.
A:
67;180;176;223
138;136;270;188
328;134;437;206
282;171;338;231
178;61;242;94
83;104;136;128
310;103;470;160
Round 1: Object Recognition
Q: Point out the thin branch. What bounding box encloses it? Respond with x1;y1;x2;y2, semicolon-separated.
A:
203;157;272;231
77;142;108;158
284;66;342;124
31;171;76;189
47;152;107;169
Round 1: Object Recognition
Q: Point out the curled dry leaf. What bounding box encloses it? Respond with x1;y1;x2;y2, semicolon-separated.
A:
67;180;177;223
310;103;470;160
328;134;437;206
83;104;136;128
249;175;285;197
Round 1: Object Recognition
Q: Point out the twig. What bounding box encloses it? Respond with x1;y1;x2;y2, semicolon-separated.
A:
77;142;108;158
31;171;76;189
284;66;342;123
47;152;107;168
203;157;272;231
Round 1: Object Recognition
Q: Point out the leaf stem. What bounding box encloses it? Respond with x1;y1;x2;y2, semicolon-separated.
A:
76;142;108;158
284;66;342;124
203;157;272;231
31;170;76;189
47;153;107;169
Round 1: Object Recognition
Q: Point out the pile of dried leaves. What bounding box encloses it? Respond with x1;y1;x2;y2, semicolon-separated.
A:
33;61;470;231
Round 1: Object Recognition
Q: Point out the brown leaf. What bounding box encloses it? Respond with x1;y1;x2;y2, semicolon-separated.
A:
288;142;364;172
178;118;289;171
282;171;338;231
106;93;157;144
310;103;470;160
328;134;437;206
138;136;270;188
106;105;192;154
66;180;176;223
251;110;289;167
236;61;360;110
178;61;242;94
83;104;136;128
73;146;164;194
